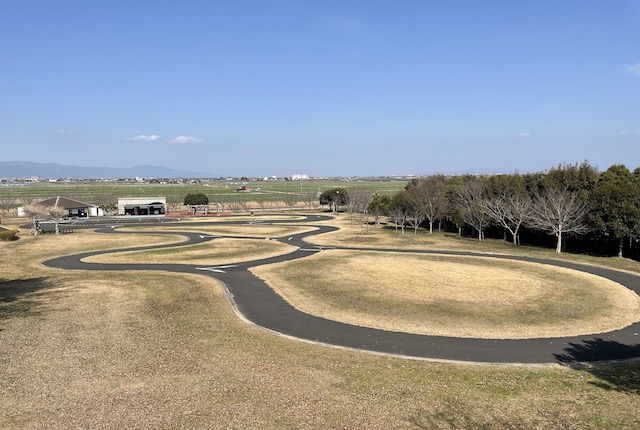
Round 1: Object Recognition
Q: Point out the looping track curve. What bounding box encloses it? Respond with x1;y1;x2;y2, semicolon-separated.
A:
43;214;640;365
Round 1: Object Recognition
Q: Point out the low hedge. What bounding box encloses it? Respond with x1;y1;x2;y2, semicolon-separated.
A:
0;229;18;241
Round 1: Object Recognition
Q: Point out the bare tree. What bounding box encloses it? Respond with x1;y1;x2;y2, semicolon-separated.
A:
303;192;318;210
166;194;183;214
481;193;532;245
43;205;68;234
527;188;589;253
0;195;16;216
217;194;230;213
228;198;242;212
406;176;448;234
86;191;117;215
236;194;250;212
283;192;299;211
345;188;374;235
454;177;490;240
20;196;36;207
346;188;373;219
403;186;427;236
23;204;45;235
257;198;269;212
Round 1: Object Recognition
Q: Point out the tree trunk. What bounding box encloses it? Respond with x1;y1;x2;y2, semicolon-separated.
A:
555;229;563;253
458;226;462;237
618;238;624;258
429;220;433;234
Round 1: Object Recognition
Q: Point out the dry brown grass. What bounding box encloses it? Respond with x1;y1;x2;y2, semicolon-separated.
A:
309;214;640;274
1;229;181;271
2;217;640;429
170;214;306;222
2;262;640;429
85;238;296;265
118;224;316;238
252;250;640;339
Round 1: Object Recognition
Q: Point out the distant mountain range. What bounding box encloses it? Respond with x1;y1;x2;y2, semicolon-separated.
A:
0;161;214;179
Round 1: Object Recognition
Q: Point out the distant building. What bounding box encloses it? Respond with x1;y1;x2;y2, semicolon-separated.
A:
117;197;167;216
18;196;104;218
292;174;309;181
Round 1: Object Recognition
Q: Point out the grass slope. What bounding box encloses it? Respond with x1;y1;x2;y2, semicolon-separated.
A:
1;219;640;429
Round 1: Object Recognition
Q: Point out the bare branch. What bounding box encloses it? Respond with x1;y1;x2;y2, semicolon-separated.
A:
454;177;489;240
527;188;589;253
480;193;532;245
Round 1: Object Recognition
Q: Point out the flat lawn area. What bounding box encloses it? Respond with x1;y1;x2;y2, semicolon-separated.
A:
252;251;640;338
86;238;296;265
309;214;640;275
118;223;316;238
2;218;640;428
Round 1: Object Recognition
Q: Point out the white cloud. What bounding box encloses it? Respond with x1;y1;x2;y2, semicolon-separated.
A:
625;63;640;76
518;132;532;137
126;134;160;142
56;128;76;134
169;135;203;144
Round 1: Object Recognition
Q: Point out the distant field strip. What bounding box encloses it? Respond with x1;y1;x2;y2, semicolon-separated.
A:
0;179;408;204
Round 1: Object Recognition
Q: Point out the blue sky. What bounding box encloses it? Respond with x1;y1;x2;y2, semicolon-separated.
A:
1;1;640;177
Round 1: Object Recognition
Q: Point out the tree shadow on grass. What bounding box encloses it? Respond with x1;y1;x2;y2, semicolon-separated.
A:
554;338;640;394
406;398;575;430
0;277;56;321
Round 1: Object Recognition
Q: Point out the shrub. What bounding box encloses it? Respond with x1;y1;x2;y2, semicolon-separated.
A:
184;193;209;205
0;229;18;241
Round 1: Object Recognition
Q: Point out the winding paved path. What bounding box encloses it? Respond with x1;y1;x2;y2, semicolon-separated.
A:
43;214;640;365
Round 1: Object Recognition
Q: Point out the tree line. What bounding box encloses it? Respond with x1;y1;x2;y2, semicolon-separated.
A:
321;162;640;260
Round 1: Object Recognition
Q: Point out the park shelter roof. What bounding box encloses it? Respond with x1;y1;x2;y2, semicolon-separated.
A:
37;196;92;209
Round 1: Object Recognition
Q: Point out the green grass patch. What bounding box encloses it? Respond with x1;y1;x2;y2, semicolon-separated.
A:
0;179;408;206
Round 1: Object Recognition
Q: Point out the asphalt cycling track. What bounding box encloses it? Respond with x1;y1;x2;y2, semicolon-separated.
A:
43;214;640;365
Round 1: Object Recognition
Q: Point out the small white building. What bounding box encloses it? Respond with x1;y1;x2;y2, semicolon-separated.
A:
17;196;104;218
117;197;167;216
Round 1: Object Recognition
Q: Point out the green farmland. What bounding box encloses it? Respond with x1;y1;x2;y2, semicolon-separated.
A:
0;179;408;210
